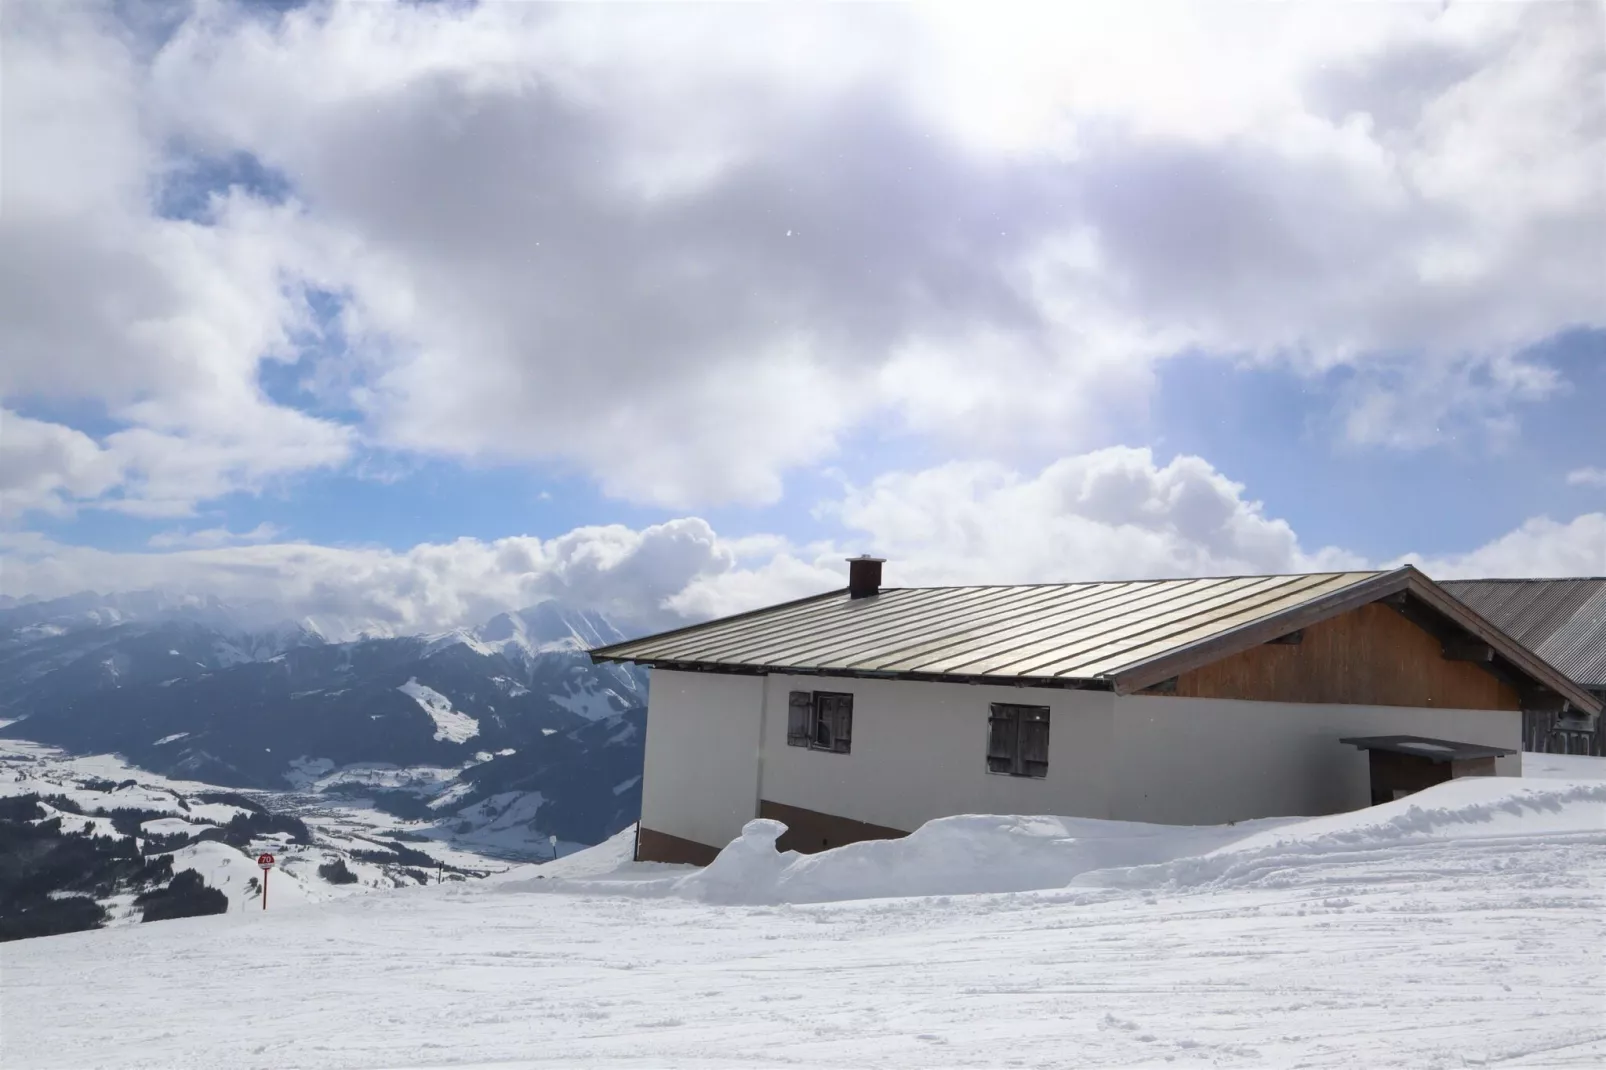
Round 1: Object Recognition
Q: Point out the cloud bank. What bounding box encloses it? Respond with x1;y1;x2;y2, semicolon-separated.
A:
2;2;1600;517
5;448;1598;639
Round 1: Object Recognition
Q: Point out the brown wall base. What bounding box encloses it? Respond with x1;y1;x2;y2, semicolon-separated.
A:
634;826;721;865
760;799;907;855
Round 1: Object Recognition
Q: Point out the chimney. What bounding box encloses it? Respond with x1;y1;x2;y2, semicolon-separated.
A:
847;556;885;599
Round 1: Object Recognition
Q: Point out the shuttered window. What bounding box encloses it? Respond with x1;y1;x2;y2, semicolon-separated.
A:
987;704;1049;778
786;690;853;754
787;691;813;747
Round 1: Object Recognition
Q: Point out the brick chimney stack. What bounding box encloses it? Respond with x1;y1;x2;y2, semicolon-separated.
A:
847;556;885;599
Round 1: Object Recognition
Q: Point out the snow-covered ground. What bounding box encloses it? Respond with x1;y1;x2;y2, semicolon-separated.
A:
0;737;517;917
5;758;1604;1070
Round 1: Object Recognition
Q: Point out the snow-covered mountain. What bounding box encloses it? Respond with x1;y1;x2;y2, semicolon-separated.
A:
0;592;650;859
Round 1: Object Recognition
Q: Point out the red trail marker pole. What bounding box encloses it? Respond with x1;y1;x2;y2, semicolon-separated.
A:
257;853;276;910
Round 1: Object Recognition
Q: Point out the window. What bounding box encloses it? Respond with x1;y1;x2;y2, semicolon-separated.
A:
987;703;1049;778
787;690;853;754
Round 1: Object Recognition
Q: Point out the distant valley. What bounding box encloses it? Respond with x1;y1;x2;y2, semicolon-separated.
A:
0;591;651;940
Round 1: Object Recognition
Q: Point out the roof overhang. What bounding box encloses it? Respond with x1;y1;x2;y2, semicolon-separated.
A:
1339;735;1516;762
1107;565;1601;715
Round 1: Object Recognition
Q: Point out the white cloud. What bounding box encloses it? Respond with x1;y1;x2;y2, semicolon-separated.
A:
6;0;1577;509
1565;467;1606;488
0;2;1599;522
5;445;1601;635
0;447;1357;632
1396;514;1606;579
147;522;283;549
824;447;1365;586
0;518;745;640
0;6;354;518
0;410;124;517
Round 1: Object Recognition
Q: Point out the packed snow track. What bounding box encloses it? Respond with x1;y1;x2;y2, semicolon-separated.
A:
3;772;1604;1069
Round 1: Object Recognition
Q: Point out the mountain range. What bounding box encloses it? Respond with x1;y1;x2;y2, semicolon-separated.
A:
0;592;650;851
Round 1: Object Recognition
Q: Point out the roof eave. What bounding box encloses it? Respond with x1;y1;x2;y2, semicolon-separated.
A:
1107;565;1602;716
1400;571;1602;716
587;588;845;664
583;657;1115;691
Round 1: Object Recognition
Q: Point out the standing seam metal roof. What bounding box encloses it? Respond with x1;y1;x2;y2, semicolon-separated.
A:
595;571;1381;682
593;567;1602;714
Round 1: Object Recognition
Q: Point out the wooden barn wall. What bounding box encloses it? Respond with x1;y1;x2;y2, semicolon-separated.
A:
1164;602;1522;710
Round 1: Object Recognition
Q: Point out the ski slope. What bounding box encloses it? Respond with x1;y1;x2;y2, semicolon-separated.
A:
4;766;1604;1069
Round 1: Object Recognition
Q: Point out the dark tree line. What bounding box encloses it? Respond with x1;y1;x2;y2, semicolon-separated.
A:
0;794;232;941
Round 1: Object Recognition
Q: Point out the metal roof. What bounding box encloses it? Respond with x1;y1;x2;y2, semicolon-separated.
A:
1442;579;1606;690
592;567;1600;713
1339;735;1516;762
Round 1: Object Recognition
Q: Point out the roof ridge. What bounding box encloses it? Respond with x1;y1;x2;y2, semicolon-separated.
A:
876;569;1382;593
1441;577;1606;583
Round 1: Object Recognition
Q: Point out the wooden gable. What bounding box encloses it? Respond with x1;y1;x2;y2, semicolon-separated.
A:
1153;601;1521;710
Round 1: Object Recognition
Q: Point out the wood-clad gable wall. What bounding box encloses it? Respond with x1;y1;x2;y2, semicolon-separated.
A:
1155;602;1521;710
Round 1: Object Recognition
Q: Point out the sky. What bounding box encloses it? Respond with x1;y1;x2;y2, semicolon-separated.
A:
1;0;1603;638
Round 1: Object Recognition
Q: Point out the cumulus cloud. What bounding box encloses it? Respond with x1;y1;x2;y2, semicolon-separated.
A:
3;1;1597;521
1565;467;1606;489
825;447;1365;586
7;441;1603;636
0;5;353;517
0;411;123;517
14;447;1343;633
1396;514;1606;579
1;518;747;639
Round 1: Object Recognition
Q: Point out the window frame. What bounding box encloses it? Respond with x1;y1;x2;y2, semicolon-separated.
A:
786;689;853;755
987;702;1050;779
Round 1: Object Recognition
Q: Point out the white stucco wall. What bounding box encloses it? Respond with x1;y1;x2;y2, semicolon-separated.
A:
638;669;765;849
640;667;1526;846
1109;695;1523;825
757;674;1117;833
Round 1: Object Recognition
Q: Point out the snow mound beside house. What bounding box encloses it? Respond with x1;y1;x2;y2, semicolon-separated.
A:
530;812;1298;905
1077;775;1606;894
1521;750;1606;780
522;776;1606;906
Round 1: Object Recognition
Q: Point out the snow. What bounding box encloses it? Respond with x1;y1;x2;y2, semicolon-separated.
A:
612;774;641;796
140;817;195;836
487;826;685;886
422;628;498;659
7;772;1606;1069
153;732;189;745
170;841;317;910
492;675;530;697
1522;750;1606;779
396;678;480;742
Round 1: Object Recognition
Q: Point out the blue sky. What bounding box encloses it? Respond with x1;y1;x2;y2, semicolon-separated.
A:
1;1;1602;636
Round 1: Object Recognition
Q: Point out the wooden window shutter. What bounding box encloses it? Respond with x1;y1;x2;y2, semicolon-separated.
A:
1019;707;1050;778
787;691;812;747
987;704;1018;774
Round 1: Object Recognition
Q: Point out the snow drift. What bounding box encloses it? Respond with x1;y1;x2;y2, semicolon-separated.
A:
516;775;1606;906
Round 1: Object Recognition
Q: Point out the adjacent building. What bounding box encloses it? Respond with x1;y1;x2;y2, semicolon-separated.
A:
591;562;1600;864
1442;578;1606;755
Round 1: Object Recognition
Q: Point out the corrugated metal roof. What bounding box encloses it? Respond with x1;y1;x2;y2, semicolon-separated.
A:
1443;579;1606;689
595;570;1382;684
